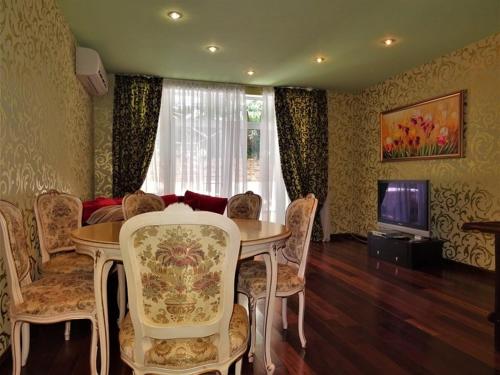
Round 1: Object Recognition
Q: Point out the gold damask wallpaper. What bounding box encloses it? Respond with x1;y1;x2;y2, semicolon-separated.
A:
328;92;359;234
0;0;94;356
94;74;114;197
328;33;500;270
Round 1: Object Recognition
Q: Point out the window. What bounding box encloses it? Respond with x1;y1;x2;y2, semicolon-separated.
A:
143;82;287;223
142;80;247;197
246;94;263;192
244;91;288;223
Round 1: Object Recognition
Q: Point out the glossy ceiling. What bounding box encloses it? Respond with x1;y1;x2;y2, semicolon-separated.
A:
58;0;500;91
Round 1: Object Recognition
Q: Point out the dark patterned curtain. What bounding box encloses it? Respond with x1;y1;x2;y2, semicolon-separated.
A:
274;87;328;241
112;75;162;197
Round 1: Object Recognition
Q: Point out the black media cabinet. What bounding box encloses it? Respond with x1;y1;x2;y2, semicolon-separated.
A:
367;232;443;269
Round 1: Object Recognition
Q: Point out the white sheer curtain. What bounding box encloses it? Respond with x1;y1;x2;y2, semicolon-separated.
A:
254;88;288;224
142;79;247;197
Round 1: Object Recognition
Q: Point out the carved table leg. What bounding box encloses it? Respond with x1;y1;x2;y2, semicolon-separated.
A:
94;251;113;375
262;246;278;374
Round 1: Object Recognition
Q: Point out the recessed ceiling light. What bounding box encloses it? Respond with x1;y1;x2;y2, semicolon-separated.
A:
167;11;182;20
383;38;396;46
207;45;219;53
315;56;326;63
247;70;255;76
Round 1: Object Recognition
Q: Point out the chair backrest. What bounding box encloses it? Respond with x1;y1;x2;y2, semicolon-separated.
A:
34;190;83;263
122;190;165;220
0;200;32;306
119;203;241;365
280;193;318;279
227;191;262;220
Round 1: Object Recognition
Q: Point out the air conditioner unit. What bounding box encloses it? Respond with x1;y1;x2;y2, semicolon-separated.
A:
76;47;108;96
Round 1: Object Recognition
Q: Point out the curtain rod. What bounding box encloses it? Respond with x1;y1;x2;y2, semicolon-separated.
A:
112;73;319;91
113;73;267;88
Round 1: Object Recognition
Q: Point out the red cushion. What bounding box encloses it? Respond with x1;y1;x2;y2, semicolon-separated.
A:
82;197;122;222
161;194;179;207
184;190;227;214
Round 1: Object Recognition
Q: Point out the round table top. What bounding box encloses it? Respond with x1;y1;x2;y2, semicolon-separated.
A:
71;219;290;247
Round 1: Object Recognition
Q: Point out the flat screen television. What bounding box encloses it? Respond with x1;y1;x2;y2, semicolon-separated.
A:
377;180;430;238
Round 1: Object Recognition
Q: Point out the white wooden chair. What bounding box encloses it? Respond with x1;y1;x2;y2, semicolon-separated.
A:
34;190;94;340
118;203;249;375
116;190;166;324
227;191;262;220
237;193;318;360
34;190;94;275
122;190;165;220
0;200;98;375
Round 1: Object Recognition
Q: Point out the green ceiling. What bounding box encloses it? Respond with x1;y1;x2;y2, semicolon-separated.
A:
57;0;500;92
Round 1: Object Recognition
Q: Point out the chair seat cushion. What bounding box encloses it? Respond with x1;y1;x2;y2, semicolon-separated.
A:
13;273;95;317
40;252;94;274
237;261;304;297
119;304;248;369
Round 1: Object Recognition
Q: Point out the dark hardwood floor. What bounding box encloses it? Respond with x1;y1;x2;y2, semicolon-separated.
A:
1;237;499;374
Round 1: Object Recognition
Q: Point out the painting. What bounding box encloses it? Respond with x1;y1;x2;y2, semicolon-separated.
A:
380;91;464;161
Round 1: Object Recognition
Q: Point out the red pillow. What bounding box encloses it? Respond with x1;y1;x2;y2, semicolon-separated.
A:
184;190;228;214
82;196;123;222
161;194;179;207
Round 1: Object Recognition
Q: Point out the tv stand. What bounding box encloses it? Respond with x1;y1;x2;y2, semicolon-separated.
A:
368;232;443;269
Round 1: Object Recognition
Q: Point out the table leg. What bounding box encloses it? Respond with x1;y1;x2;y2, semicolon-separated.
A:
95;252;113;375
116;264;126;325
262;247;278;374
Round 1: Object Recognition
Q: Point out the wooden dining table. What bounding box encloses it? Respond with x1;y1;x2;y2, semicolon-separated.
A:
71;219;291;375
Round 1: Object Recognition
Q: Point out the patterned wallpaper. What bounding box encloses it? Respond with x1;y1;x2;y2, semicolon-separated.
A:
94;74;114;197
328;33;500;270
328;92;359;234
0;0;94;356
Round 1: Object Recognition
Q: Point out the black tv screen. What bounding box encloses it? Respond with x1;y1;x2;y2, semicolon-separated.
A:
377;180;429;233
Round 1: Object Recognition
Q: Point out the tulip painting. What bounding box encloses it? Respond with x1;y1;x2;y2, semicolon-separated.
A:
380;91;464;161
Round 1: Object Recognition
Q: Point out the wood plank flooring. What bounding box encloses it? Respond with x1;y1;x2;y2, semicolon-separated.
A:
1;237;498;374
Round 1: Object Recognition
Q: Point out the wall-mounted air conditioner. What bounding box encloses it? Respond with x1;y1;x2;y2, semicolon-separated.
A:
76;47;108;96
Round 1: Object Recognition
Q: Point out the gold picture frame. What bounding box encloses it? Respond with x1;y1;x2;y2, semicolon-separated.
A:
380;91;464;162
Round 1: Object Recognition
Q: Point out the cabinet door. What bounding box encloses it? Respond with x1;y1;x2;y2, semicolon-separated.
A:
369;236;410;267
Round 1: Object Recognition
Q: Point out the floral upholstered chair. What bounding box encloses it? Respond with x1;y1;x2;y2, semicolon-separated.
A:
118;190;166;324
227;191;262;220
122;190;165;220
34;190;94;340
237;193;317;359
118;203;249;375
34;190;93;274
0;200;98;375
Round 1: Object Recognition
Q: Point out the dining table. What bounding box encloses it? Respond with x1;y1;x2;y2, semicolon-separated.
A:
71;218;291;375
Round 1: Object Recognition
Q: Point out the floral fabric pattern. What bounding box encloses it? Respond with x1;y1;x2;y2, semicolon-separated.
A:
40;252;93;274
36;192;81;253
227;192;262;219
281;197;316;264
131;224;228;325
122;191;165;219
237;261;303;297
112;75;163;197
0;201;31;284
274;87;328;241
119;304;248;369
13;273;95;317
